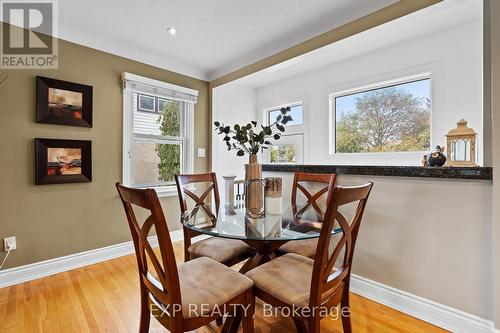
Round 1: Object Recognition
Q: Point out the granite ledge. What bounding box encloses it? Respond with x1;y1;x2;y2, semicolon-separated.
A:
262;164;492;180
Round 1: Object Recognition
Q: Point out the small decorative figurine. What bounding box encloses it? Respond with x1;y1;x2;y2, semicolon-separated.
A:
427;145;447;167
446;119;478;167
421;155;429;167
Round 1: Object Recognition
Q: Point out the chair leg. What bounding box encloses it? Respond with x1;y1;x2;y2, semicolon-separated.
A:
183;228;191;262
292;317;307;333
307;315;321;333
242;289;255;333
139;293;151;333
341;289;352;333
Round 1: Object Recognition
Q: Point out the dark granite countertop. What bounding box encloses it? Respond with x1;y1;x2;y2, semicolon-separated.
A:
262;164;492;180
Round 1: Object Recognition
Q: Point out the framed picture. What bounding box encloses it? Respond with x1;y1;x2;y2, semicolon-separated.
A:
36;76;93;127
35;138;92;185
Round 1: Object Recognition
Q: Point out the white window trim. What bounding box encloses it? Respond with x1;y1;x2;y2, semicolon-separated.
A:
262;99;305;134
123;72;199;98
122;73;195;197
260;95;308;163
328;72;432;163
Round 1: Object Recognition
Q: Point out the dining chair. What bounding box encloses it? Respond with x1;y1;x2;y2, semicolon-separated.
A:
116;183;255;333
277;172;337;258
175;173;252;266
246;182;373;333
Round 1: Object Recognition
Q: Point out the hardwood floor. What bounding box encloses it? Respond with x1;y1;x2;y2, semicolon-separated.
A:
0;241;447;333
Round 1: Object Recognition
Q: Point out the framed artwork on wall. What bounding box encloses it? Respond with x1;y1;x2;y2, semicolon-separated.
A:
35;138;92;185
36;76;93;127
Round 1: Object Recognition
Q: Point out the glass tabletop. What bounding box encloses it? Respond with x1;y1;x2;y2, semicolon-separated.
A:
180;203;341;241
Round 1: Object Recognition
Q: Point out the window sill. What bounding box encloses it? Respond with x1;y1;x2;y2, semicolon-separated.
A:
154;187;178;198
262;164;492;180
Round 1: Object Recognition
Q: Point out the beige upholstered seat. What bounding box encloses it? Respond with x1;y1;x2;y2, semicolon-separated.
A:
188;237;252;263
150;256;253;319
277;239;318;258
246;253;314;308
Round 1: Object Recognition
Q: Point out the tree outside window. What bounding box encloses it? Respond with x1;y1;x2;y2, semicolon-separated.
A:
335;78;430;153
156;100;182;183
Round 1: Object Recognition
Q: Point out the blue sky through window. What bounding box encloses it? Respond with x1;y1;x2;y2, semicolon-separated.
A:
335;79;430;121
269;104;303;126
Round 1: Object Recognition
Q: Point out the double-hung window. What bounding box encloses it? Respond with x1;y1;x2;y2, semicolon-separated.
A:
122;73;197;195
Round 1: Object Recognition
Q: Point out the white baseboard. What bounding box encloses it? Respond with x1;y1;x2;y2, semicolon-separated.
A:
0;230;184;289
350;274;495;333
0;235;496;333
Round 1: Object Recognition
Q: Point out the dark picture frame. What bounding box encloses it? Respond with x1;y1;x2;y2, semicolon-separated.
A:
36;76;93;127
35;138;92;185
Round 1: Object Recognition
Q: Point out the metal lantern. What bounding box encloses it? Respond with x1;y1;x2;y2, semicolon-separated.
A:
445;119;477;167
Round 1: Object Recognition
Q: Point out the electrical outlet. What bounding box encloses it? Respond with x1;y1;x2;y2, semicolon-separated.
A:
4;237;16;251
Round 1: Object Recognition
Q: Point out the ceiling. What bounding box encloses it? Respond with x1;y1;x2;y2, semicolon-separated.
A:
232;0;482;88
54;0;398;80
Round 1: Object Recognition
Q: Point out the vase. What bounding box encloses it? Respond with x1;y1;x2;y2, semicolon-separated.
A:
244;154;265;218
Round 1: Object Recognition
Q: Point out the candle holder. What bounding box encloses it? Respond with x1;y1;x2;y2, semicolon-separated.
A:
245;178;265;219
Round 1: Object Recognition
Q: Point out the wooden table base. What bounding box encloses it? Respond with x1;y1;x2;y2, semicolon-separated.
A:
222;239;288;332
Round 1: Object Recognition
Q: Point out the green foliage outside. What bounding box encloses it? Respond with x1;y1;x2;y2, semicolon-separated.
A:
156;101;181;183
336;88;430;153
270;144;296;163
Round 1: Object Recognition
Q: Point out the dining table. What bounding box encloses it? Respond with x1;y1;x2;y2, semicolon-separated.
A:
180;201;342;332
180;201;342;274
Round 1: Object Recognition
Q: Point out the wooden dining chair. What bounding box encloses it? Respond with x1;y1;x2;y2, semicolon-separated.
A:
277;172;337;258
116;183;255;333
246;182;373;333
175;173;252;266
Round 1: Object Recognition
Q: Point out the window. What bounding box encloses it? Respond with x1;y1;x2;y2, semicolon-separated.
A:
332;77;431;154
122;73;197;194
270;144;296;164
137;94;170;114
263;100;305;164
137;94;156;113
267;102;303;126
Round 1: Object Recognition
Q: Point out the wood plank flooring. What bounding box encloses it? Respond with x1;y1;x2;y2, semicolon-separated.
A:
0;241;448;332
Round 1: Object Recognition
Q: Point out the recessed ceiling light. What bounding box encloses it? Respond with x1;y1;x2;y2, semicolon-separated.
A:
166;27;177;36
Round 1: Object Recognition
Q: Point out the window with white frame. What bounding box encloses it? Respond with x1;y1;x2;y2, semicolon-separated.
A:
122;73;197;193
264;101;305;164
331;76;431;154
267;102;304;127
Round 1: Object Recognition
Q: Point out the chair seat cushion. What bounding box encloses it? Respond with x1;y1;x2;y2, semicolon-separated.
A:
277;238;318;258
150;257;253;319
188;237;252;263
246;253;313;308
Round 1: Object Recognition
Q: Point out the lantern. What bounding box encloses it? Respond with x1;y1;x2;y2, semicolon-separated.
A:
445;119;477;167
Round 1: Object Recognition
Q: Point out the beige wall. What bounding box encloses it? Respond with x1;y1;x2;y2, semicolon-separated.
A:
264;171;492;319
489;0;500;328
0;24;209;269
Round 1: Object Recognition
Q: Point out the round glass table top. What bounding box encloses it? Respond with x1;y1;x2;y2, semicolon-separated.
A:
181;203;341;241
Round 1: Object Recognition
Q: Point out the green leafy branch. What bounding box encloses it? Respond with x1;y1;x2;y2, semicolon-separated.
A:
214;107;292;156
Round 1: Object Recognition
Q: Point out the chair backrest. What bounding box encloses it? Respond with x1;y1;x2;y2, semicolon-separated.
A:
175;173;220;217
116;183;182;318
309;182;374;309
291;172;337;220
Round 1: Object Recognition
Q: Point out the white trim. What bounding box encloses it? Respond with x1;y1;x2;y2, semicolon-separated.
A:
329;72;432;156
121;76;195;189
350;274;494;333
0;236;494;333
0;230;184;289
122;72;198;97
259;94;309;162
322;61;441;166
